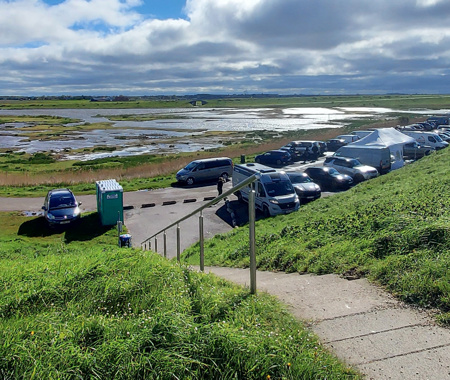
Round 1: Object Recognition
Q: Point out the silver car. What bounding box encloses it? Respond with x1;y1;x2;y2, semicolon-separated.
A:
324;156;379;183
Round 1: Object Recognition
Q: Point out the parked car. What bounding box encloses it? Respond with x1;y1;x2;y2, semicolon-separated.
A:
335;134;360;144
42;188;82;227
326;138;347;152
286;172;321;203
436;131;450;142
283;141;321;161
403;142;434;160
323;156;379;183
255;150;292;166
304;167;353;191
176;157;233;186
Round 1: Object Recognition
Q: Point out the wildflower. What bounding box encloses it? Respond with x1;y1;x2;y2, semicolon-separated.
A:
31;331;34;336
287;362;291;368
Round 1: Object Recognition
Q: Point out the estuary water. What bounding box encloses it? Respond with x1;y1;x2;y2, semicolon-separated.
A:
0;106;440;160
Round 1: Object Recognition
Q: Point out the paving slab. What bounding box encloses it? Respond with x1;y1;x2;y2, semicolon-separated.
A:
314;307;431;342
328;324;450;364
361;345;450;380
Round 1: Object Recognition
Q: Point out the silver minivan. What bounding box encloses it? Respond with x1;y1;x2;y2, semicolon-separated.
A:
176;157;233;186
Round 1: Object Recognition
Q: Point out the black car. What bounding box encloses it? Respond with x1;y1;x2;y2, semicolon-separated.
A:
326;138;347;152
403;142;434;160
304;167;353;191
42;188;82;227
255;150;292;166
286;172;321;203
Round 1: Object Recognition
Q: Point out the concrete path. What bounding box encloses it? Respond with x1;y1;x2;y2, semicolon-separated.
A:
201;267;450;380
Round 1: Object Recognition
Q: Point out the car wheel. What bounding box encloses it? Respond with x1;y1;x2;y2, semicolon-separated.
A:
255;158;261;164
186;177;194;186
263;205;271;218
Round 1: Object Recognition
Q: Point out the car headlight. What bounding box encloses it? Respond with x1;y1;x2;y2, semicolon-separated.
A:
314;185;321;191
47;213;56;220
73;207;80;216
269;199;279;205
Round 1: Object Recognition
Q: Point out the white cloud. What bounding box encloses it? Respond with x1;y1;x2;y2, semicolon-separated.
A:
1;0;450;95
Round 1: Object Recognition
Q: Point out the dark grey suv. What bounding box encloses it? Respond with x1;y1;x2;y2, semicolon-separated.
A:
42;188;82;227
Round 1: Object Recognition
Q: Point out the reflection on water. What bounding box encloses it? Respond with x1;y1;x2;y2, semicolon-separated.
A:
0;106;439;160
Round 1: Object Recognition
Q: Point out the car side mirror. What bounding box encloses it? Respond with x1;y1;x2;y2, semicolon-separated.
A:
78;202;82;206
42;206;47;211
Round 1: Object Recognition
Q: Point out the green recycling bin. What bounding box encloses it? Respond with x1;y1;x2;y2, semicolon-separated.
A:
96;179;124;226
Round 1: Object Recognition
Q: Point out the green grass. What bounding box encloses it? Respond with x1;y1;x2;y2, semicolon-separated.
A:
182;148;450;325
0;212;359;379
2;94;450;109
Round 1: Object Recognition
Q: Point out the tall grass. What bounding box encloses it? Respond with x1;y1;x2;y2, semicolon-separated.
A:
0;212;359;379
182;148;450;325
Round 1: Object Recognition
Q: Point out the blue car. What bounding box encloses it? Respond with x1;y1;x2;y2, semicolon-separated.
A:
42;188;82;227
255;150;292;166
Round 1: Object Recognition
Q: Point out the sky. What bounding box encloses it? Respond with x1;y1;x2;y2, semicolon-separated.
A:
1;0;450;96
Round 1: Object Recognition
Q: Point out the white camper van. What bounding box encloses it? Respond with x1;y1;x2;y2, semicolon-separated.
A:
401;131;448;150
232;163;300;217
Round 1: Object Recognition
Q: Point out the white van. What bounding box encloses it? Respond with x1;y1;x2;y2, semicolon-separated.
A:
232;163;300;217
334;145;392;174
176;157;233;186
401;131;449;150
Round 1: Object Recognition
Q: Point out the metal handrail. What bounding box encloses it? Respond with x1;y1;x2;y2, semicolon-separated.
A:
140;173;259;293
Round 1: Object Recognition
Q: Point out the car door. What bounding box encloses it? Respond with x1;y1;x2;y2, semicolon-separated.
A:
194;162;208;181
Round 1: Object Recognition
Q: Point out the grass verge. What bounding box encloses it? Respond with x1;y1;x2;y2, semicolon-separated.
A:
0;212;359;379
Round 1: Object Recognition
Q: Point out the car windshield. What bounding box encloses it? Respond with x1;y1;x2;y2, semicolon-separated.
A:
288;174;311;183
49;195;76;209
348;159;362;167
327;168;340;176
184;162;198;170
265;180;295;196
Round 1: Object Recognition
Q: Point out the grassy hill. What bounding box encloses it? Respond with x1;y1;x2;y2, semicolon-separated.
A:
0;212;359;378
183;148;450;326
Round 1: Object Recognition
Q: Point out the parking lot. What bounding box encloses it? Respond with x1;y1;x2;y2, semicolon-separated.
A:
0;155;334;257
124;156;334;256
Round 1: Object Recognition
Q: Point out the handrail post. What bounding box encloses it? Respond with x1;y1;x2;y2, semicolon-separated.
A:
163;231;167;258
199;211;204;272
249;188;257;294
155;237;158;253
177;223;181;263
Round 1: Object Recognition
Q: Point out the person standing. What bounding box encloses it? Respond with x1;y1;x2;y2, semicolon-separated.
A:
217;176;224;196
311;144;319;161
